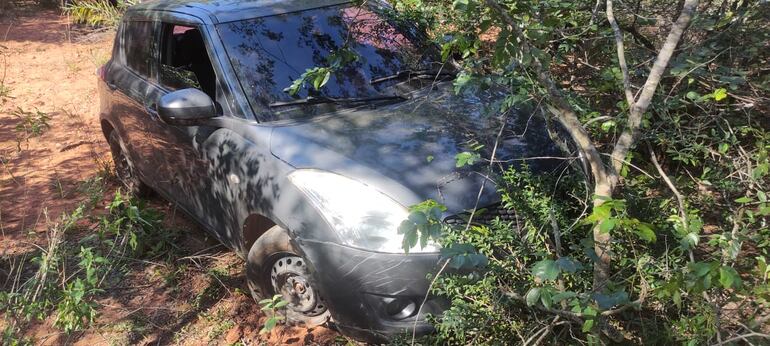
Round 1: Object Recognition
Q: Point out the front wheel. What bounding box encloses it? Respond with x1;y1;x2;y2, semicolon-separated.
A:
246;226;330;326
107;131;151;197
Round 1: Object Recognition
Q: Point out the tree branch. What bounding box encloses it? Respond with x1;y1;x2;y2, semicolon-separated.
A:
618;22;656;51
646;142;688;229
503;290;643;318
484;0;619;294
711;332;770;346
483;0;612;189
606;0;635;106
610;0;700;174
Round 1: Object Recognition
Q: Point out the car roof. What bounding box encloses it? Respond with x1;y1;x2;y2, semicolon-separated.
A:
127;0;354;24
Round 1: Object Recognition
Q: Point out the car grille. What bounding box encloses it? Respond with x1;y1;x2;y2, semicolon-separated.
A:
443;203;517;227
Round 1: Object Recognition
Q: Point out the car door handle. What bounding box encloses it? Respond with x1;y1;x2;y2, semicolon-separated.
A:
106;79;118;91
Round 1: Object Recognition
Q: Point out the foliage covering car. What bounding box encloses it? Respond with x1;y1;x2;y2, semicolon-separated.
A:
97;0;565;341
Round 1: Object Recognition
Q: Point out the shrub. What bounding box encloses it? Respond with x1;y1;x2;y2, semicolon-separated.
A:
64;0;136;28
0;191;167;342
389;0;770;344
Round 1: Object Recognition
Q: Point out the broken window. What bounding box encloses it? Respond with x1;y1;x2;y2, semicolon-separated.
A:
159;24;217;99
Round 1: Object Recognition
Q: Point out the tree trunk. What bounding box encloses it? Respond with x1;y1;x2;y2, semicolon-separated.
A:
592;178;616;292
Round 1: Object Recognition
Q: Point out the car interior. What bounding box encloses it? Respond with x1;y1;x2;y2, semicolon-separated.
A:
160;25;217;100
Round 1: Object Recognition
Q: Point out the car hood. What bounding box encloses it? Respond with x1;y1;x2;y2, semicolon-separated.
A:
269;84;564;213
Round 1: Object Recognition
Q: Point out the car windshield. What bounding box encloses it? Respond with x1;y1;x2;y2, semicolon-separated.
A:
216;3;448;121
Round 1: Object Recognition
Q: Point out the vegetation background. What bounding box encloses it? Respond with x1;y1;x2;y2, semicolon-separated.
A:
383;0;769;344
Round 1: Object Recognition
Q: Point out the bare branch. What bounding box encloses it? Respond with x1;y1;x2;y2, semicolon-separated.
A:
606;0;635;106
646;141;688;229
710;332;770;346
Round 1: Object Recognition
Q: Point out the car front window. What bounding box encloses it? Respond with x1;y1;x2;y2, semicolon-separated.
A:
216;4;445;121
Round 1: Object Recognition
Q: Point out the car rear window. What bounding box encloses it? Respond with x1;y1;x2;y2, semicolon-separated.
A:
124;21;155;78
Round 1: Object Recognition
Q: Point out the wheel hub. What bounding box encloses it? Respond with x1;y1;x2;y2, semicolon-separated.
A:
270;255;326;317
293;281;306;294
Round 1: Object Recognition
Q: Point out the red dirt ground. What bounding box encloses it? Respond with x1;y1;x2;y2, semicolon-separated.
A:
0;9;343;345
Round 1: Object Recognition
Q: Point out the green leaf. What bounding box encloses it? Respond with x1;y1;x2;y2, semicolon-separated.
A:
426;155;434;163
453;72;473;93
582;319;594;332
726;238;742;260
718;142;730;154
532;259;560;281
593;291;628;310
691;261;713;277
552;291;576;303
540;289;553;309
455;151;481;167
634;223;657;242
719;266;741;289
600;120;616;132
673;291;682;308
440;243;488;270
408;211;428;225
683;232;699;248
452;0;469;10
261;317;278;333
599;218;616;234
713;88;728;101
313;69;331;90
404;231;418;251
525;287;541;306
735;196;753;204
441;42;453;62
555;257;581;273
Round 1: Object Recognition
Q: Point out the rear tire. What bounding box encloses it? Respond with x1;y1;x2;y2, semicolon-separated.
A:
246;226;330;327
107;131;152;197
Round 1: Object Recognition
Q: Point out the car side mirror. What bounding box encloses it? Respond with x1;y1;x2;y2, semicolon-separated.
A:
158;88;216;126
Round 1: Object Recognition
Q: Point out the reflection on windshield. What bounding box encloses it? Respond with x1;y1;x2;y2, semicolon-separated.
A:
216;4;442;121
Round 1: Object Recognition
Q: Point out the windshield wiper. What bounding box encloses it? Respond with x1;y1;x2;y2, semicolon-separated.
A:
268;94;408;108
370;69;456;85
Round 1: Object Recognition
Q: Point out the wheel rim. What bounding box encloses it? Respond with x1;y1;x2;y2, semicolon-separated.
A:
269;255;326;317
111;144;135;191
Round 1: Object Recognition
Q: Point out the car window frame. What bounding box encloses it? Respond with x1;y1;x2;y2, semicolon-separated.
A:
157;23;210;93
147;13;250;120
155;20;229;117
121;19;158;82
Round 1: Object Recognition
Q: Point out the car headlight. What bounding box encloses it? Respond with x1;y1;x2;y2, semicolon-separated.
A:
288;170;439;253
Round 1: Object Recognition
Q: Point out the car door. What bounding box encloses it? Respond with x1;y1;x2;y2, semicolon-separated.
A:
150;19;247;248
109;19;174;191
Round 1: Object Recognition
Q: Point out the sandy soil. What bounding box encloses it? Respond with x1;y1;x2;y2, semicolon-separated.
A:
0;9;341;345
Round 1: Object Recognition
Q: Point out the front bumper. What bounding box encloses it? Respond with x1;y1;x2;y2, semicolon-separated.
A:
297;239;447;342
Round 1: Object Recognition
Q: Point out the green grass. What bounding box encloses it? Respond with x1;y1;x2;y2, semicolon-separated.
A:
78;175;107;208
12;107;51;151
0;83;10;100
